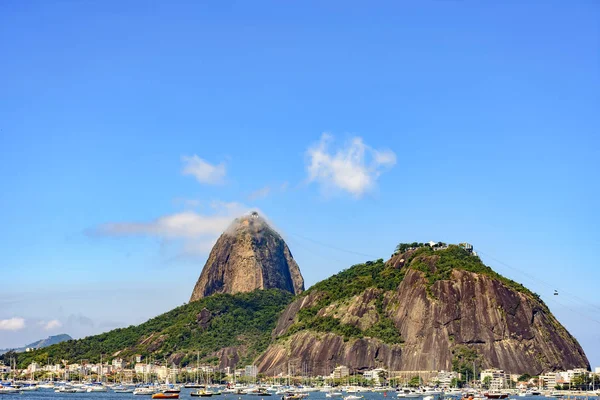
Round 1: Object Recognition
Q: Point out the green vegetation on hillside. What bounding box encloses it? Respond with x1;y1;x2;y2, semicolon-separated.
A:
282;259;405;344
451;344;479;381
2;289;292;369
306;259;405;302
406;245;545;305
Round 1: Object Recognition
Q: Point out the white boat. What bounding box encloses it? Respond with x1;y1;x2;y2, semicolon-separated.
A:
344;396;363;400
326;392;344;398
38;382;55;389
21;385;38;391
397;388;422;398
86;384;108;392
55;386;78;393
113;385;135;393
373;387;391;392
134;387;157;395
0;386;20;394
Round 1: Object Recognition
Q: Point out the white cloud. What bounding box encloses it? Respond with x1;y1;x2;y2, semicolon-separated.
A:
0;317;25;331
306;133;396;197
42;319;62;331
181;155;226;185
93;202;255;255
248;186;271;200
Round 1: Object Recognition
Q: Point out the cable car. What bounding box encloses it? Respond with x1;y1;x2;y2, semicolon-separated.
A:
554;290;559;296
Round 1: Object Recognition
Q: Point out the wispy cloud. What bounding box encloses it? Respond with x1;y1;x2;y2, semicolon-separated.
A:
67;313;94;328
248;186;271;201
306;133;396;197
40;319;62;331
91;201;255;255
181;155;226;185
45;320;62;331
0;317;25;331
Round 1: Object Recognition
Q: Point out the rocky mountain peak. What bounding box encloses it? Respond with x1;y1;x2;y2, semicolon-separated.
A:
189;212;304;302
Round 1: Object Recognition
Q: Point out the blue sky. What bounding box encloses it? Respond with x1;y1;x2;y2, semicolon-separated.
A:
1;1;599;367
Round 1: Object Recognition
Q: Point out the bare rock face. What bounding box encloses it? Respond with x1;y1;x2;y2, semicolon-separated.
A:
190;213;304;301
196;308;212;329
256;249;589;375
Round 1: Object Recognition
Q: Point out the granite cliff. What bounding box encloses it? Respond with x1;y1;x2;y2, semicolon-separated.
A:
256;244;589;375
190;213;304;302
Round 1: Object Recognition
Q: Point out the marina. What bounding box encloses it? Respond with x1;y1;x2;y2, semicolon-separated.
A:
0;383;599;400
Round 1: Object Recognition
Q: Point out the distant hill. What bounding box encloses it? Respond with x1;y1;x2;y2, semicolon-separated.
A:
0;334;72;355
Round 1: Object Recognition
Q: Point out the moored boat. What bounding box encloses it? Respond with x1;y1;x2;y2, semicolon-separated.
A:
484;393;508;399
134;387;157;395
191;390;213;397
152;393;179;399
344;396;364;400
0;385;20;395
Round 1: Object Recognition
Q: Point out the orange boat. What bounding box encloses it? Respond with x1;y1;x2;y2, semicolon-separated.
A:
152;394;179;399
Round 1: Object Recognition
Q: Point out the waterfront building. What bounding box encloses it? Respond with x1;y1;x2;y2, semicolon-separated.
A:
43;364;62;372
26;362;40;373
333;366;350;379
68;363;81;372
539;372;558;389
112;358;126;370
0;362;11;374
135;363;151;374
363;368;387;385
436;370;458;387
245;365;258;378
480;369;511;390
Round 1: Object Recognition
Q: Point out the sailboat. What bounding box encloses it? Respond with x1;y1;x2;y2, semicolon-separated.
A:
185;352;204;388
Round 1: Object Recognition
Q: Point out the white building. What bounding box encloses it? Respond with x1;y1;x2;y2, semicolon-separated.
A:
595;367;600;374
436;370;458;387
112;358;126;370
234;368;245;378
555;368;588;385
68;363;81;372
363;368;387;385
540;372;558;389
0;363;11;374
43;364;62;372
26;362;40;373
480;369;511;390
135;363;152;374
245;365;258;378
